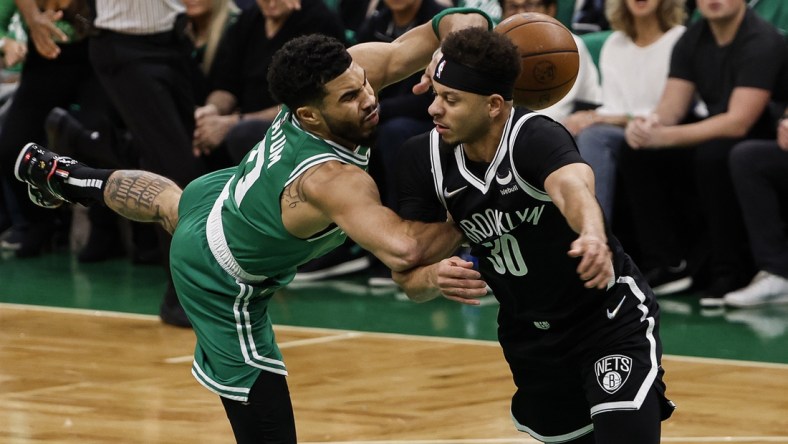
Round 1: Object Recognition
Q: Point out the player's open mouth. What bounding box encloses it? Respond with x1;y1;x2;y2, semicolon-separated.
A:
434;122;448;133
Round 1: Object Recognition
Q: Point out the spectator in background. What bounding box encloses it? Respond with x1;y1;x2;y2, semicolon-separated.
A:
0;0;95;256
566;0;685;224
183;0;240;104
0;0;26;70
294;0;447;285
0;0;25;247
724;108;788;308
191;0;346;164
623;0;788;306
321;0;376;44
502;0;602;123
89;0;209;327
574;0;610;33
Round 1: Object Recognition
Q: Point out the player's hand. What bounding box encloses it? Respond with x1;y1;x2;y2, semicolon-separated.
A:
568;234;613;290
413;49;442;95
433;256;488;305
27;9;67;59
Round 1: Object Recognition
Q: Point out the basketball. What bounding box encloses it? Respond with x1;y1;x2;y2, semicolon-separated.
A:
494;12;579;109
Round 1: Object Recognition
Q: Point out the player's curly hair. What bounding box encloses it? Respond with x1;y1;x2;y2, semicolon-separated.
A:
268;34;352;110
440;27;521;86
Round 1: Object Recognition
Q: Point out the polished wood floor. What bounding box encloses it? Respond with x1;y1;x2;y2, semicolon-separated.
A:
1;304;787;443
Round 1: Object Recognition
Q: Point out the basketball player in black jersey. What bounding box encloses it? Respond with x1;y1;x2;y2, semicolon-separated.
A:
394;28;675;443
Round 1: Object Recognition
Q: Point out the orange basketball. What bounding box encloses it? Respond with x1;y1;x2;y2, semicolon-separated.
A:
495;12;579;109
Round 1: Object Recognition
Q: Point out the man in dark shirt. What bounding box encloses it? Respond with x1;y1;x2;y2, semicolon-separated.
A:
192;0;346;163
623;0;788;307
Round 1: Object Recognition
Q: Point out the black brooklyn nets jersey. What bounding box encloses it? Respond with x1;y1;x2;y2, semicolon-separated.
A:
398;109;631;332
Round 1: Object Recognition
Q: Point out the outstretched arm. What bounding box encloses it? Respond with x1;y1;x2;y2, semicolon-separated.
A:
103;171;182;235
302;162;463;272
544;163;613;289
349;8;492;94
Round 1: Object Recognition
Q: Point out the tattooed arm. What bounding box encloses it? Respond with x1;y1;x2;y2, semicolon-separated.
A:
103;171;183;234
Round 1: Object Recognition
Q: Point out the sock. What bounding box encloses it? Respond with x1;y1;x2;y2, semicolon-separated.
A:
62;164;114;206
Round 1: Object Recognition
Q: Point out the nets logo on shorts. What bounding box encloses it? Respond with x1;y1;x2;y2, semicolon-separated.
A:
594;354;632;394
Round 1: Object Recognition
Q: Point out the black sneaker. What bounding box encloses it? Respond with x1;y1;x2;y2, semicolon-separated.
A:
293;240;371;282
14;143;78;208
645;260;693;296
159;301;192;328
700;275;746;308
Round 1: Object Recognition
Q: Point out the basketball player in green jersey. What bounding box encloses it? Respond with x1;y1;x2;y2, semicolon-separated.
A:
14;9;493;442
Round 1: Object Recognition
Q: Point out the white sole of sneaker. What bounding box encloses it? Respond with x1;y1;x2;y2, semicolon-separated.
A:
725;293;788;308
652;277;693;296
699;296;726;307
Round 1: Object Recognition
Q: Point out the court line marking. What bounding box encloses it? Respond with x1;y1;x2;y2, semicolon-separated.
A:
3;302;788;370
298;438;788;444
163;332;363;364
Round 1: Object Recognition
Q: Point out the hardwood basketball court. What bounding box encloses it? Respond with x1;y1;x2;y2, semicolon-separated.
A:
2;303;787;443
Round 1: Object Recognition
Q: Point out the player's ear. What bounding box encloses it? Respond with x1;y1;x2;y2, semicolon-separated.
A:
488;94;506;118
295;106;322;126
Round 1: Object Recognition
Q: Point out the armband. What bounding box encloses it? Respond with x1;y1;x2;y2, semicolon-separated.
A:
431;7;494;40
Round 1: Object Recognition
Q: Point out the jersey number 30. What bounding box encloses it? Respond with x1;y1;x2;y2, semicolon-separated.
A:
484;234;528;276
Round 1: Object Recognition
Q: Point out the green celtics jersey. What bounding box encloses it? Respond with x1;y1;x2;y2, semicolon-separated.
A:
205;106;370;287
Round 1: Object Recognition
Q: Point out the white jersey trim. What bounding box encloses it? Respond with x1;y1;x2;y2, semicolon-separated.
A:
235;283;288;373
192;361;250;402
285;153;343;187
590;275;659;416
512;415;594;443
508;113;553;202
454;111;515;194
206;178;270;283
429;130;448;210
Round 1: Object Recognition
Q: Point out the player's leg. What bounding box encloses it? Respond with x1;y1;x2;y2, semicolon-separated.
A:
102;170;181;234
582;268;675;444
590;387;663;444
509;362;596;443
220;371;298;444
14;143;181;234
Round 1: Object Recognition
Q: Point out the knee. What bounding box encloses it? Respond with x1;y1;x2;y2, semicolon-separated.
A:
728;140;767;175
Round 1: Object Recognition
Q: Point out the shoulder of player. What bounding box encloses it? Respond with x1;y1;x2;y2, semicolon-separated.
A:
512;112;564;138
297;161;371;200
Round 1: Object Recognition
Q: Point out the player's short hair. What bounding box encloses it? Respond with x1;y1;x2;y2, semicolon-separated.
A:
440;27;521;88
268;34;352;110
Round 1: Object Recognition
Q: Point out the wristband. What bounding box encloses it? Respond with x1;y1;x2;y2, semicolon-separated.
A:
431;7;494;40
